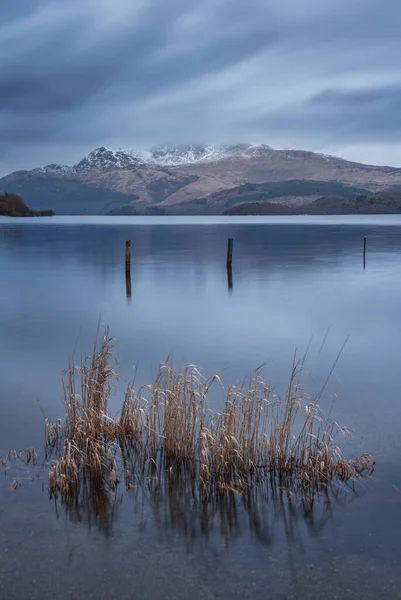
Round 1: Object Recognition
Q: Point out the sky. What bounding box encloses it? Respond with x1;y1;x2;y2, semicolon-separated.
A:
1;0;401;175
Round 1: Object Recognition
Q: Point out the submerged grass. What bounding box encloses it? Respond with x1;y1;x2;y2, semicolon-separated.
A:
46;329;374;500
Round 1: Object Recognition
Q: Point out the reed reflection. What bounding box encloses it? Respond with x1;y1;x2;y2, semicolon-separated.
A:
49;462;356;552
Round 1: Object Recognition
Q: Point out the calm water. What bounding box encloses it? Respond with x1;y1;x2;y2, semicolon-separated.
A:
0;216;401;599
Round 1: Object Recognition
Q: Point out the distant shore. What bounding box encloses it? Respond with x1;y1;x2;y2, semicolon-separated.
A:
0;193;54;217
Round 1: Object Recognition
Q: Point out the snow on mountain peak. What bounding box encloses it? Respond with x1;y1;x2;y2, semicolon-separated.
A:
33;163;73;175
148;144;230;166
72;144;274;171
146;144;273;166
32;144;275;175
75;147;149;172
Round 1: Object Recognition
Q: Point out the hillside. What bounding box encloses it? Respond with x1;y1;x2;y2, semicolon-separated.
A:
189;180;373;211
224;190;401;215
2;144;401;215
1;178;140;215
108;180;375;215
0;193;54;217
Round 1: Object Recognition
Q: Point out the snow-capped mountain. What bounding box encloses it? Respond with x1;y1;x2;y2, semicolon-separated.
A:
31;163;73;175
34;143;274;175
145;143;272;166
75;147;150;172
74;143;275;171
2;142;401;216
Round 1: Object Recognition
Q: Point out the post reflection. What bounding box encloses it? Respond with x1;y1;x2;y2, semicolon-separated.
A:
125;269;132;299
227;265;233;291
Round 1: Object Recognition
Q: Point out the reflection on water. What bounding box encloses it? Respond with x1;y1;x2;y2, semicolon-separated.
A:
227;264;233;290
125;268;132;300
129;476;361;552
53;476;122;539
49;467;358;551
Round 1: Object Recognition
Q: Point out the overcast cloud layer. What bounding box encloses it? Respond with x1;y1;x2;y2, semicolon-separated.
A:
1;0;401;175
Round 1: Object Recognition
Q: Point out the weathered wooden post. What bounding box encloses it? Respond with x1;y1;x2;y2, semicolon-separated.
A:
125;240;131;269
125;240;132;298
363;236;367;270
227;238;233;270
227;238;233;290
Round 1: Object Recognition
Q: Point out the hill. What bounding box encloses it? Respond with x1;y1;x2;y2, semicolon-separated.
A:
2;144;401;215
223;190;401;215
0;178;140;215
0;193;54;217
189;180;373;211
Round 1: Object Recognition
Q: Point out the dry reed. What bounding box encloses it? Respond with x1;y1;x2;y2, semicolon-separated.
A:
46;330;374;500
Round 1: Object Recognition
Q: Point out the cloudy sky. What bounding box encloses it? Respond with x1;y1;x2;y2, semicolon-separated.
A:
1;0;401;175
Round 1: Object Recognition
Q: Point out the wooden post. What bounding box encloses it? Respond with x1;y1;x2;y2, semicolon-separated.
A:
363;236;367;270
227;238;233;270
125;240;132;298
226;238;233;290
125;240;131;270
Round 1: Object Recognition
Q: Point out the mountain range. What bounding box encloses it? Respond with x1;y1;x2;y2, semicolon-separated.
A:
2;144;401;215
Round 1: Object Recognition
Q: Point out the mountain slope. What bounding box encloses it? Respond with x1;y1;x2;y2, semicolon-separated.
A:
195;180;373;210
0;178;140;215
224;190;401;215
2;144;401;215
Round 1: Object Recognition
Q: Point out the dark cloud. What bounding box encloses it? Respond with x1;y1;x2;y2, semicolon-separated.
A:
314;87;401;141
253;86;401;145
0;0;277;115
1;0;401;173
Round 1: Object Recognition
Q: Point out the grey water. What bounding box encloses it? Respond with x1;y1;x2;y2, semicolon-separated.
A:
0;216;400;599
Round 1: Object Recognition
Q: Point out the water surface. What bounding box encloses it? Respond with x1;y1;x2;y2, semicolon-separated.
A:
0;216;400;599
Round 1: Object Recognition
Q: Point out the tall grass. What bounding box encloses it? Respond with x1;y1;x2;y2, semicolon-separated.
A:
46;330;374;499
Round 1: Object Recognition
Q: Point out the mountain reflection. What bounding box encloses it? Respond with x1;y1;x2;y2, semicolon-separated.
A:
2;220;401;281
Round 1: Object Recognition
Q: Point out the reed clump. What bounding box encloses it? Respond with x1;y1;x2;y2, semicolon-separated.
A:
46;330;374;498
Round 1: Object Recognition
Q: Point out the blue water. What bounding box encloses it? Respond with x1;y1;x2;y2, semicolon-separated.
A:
0;216;400;599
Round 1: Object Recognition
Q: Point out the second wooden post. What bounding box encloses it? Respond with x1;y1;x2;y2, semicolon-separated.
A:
125;240;132;298
227;238;233;270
